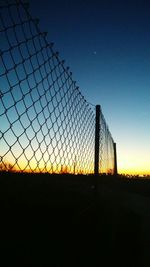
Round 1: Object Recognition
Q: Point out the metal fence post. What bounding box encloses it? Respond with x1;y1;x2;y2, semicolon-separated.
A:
94;105;100;175
113;142;118;175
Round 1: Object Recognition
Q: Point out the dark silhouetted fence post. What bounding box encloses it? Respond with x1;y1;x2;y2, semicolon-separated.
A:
113;142;118;175
94;105;100;175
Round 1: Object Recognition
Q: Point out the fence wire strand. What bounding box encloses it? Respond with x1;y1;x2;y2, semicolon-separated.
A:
0;0;115;175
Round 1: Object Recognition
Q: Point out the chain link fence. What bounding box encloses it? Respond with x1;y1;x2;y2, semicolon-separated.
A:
0;0;116;174
99;110;115;174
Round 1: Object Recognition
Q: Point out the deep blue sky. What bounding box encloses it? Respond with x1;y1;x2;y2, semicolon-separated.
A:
29;0;150;174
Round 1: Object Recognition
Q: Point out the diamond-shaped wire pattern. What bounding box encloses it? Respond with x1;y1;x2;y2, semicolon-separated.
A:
0;0;115;175
99;111;115;174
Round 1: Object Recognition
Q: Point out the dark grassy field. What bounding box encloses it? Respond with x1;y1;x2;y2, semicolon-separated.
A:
0;172;150;266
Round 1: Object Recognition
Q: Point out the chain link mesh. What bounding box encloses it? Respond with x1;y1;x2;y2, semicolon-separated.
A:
99;110;115;174
0;0;115;175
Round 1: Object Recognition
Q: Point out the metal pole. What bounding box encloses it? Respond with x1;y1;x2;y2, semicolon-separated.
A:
74;156;76;174
113;142;118;175
94;105;100;175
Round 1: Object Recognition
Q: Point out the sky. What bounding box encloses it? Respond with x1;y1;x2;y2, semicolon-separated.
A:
28;0;150;175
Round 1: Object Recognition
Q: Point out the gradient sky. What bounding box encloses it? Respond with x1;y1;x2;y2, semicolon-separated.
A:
28;0;150;174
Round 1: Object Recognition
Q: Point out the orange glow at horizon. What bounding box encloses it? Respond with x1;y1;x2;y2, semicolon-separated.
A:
1;141;150;176
118;168;150;176
1;158;150;176
117;152;150;175
0;156;95;175
1;150;150;176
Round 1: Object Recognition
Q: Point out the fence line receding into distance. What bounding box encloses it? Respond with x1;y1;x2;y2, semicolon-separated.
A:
0;0;116;175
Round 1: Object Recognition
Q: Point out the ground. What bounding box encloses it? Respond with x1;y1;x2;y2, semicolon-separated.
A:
0;172;150;266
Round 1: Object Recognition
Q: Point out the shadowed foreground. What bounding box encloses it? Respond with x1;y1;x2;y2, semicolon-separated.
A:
0;172;150;266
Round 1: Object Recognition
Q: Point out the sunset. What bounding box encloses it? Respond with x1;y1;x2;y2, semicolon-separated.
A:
1;0;150;266
28;0;150;176
1;0;150;175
